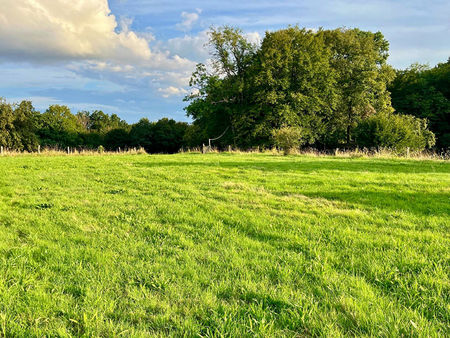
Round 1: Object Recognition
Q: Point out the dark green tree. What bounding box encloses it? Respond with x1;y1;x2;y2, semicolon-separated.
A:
0;98;19;150
13;100;40;151
322;28;395;146
105;128;130;151
0;99;39;151
151;118;188;153
389;60;450;148
129;118;154;151
251;27;338;146
37;105;84;148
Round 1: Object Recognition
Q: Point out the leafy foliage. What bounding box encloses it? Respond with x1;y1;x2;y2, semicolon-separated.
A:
389;60;450;149
185;26;398;149
272;126;304;155
0;99;190;153
0;98;39;151
355;112;436;152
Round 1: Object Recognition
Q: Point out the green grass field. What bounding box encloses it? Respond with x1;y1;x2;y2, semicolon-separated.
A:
0;153;449;336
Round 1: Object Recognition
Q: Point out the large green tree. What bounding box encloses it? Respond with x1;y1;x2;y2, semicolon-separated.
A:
185;26;397;149
321;28;395;146
250;27;338;146
185;26;258;148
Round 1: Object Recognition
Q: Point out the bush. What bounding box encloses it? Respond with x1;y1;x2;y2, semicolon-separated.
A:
272;126;303;155
355;112;435;153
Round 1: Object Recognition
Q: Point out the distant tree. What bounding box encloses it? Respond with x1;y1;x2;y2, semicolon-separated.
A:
105;128;130;150
185;26;258;148
37;105;84;148
151;118;188;153
186;26;396;149
183;124;207;148
0;99;39;151
389;60;450;148
76;111;91;130
128;118;188;153
79;132;104;149
129;118;154;151
13;100;39;151
0;98;19;150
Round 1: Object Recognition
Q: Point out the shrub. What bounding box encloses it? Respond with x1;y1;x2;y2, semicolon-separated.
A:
355;112;435;153
272;126;303;155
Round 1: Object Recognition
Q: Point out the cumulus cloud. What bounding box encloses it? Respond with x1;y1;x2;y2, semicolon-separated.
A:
158;86;188;98
0;0;195;71
176;9;202;32
0;0;207;101
164;30;210;61
0;0;138;62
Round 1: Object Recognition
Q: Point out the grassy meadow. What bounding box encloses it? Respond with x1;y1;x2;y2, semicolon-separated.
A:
0;153;449;336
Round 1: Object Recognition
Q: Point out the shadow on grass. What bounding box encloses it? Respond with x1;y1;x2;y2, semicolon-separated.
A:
298;190;450;218
135;158;450;174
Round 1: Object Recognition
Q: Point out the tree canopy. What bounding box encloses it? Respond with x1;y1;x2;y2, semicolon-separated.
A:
389;60;450;148
184;26;411;150
0;99;189;153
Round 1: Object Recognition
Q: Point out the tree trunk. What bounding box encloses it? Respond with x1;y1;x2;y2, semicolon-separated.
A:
346;125;351;146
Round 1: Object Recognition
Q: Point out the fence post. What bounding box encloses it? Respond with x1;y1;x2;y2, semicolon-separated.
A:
67;147;70;154
38;145;41;154
0;146;3;155
406;147;410;158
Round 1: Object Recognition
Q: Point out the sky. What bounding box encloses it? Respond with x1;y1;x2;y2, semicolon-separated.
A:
0;0;449;122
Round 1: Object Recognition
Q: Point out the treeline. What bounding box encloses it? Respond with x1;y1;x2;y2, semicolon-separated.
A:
185;26;447;152
1;26;448;154
0;100;190;153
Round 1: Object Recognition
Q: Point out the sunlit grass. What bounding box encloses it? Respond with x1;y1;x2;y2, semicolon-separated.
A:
0;153;449;336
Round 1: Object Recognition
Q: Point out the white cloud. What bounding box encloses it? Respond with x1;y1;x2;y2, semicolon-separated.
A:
0;0;194;72
158;86;188;98
164;30;210;61
176;9;202;32
0;0;138;62
244;32;262;45
0;0;206;100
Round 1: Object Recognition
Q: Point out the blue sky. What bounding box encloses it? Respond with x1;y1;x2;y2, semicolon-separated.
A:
0;0;449;122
